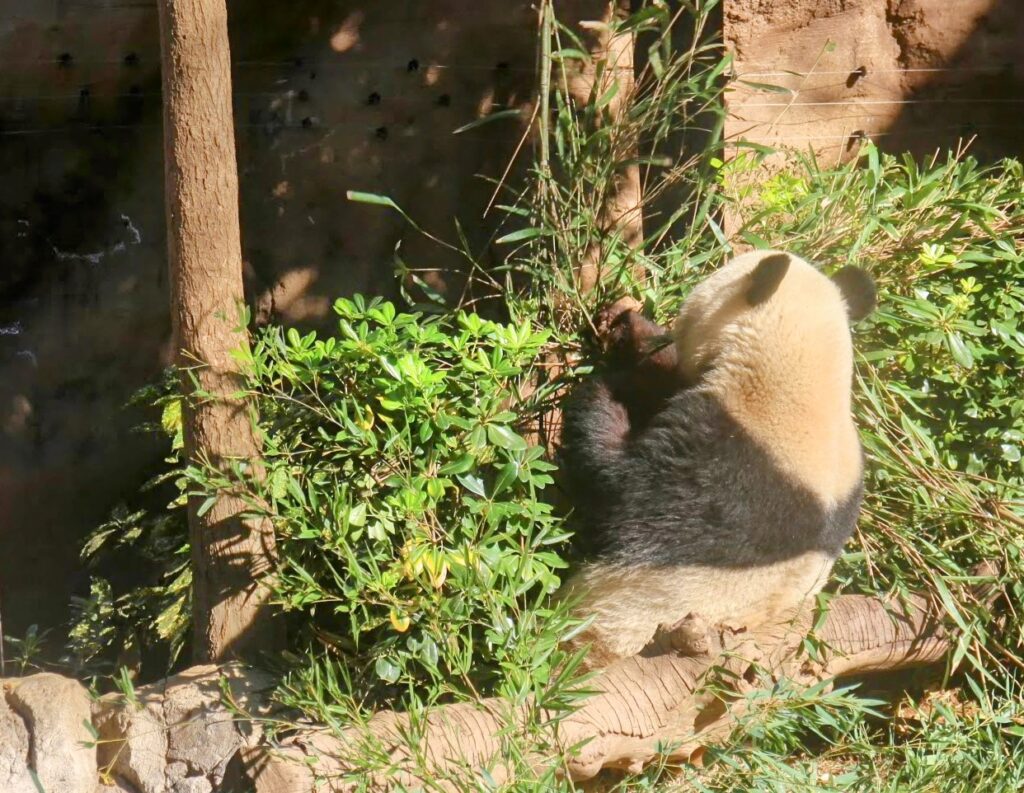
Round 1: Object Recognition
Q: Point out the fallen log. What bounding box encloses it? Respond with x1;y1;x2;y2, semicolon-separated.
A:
0;570;990;792
243;587;964;792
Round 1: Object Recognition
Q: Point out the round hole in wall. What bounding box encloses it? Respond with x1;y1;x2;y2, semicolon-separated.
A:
845;65;867;88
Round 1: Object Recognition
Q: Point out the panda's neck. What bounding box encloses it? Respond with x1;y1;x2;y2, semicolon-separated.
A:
708;349;860;506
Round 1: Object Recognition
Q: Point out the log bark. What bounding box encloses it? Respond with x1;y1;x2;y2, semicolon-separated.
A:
244;591;957;791
157;0;281;662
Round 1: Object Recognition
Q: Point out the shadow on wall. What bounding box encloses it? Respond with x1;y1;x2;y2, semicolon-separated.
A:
230;1;545;326
880;0;1024;161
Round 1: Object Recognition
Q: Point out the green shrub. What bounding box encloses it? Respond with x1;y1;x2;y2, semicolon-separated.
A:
67;373;191;676
187;297;579;711
68;508;190;673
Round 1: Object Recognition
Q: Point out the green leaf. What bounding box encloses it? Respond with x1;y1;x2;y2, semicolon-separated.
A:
419;636;439;668
495;226;549;245
647;46;664;78
457;473;486;498
493;463;518;496
486;424;528;451
439;454;476;475
930;574;969;634
379;356;402;380
595;80;620;109
946;332;974;369
866;142;880;183
270;467;289;501
452;108;521;135
550;48;589;62
196;496;217;517
736;79;793;95
374;656;401;683
346;191;401;211
348;502;367;527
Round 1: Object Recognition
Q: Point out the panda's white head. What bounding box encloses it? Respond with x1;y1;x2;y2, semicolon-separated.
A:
672;250;876;503
672;250;875;385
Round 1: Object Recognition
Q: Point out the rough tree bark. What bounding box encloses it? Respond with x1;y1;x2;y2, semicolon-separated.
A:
243;589;969;792
157;0;281;662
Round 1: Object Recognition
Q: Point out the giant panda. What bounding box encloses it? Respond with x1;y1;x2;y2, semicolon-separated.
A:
558;250;876;669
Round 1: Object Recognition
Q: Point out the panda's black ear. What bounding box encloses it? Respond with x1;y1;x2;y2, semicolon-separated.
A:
832;266;876;321
745;253;790;306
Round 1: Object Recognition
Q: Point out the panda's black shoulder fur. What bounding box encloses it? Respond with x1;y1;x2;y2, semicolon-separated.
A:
559;376;862;568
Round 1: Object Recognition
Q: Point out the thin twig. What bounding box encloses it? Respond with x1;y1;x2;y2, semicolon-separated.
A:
537;0;553;189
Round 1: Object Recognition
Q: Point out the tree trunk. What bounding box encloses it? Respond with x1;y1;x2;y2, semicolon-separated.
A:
530;1;645;455
564;0;645;292
242;590;964;791
157;0;281;662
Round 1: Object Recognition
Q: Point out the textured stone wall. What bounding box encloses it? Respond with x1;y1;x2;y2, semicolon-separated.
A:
724;0;1024;163
2;665;271;793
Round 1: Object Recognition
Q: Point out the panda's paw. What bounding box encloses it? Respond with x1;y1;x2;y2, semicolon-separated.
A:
594;297;643;346
647;612;712;657
601;305;675;374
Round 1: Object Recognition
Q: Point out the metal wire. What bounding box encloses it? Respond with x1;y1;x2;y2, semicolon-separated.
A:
736;66;1012;77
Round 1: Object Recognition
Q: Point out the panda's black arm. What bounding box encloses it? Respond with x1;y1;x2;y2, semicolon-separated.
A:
603;310;682;430
559;375;631;492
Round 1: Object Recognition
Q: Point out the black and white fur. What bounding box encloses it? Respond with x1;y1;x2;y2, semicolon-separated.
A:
558;251;876;668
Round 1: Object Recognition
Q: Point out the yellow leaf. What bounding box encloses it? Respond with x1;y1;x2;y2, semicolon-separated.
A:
448;547;478;569
400;540;425;579
161;399;182;435
389;609;411;633
422;552;448;589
